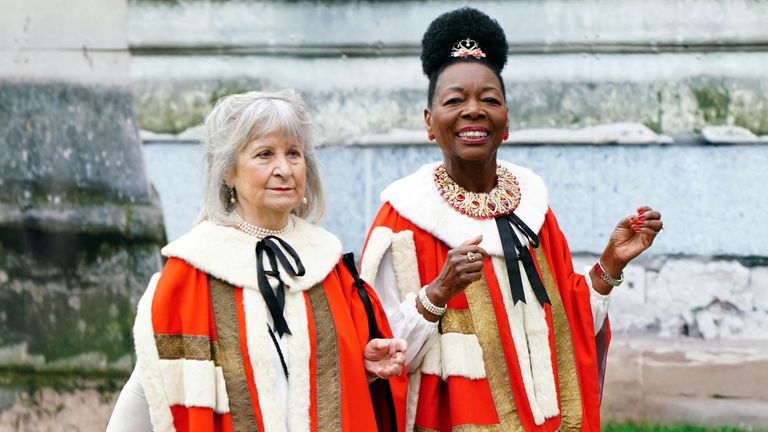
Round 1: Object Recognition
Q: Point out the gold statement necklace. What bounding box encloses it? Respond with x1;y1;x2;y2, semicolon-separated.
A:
433;164;522;219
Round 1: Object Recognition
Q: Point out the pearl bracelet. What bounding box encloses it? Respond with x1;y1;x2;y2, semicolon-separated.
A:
418;285;447;316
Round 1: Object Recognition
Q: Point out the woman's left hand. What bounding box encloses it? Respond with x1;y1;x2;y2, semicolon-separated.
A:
363;338;407;381
603;206;664;270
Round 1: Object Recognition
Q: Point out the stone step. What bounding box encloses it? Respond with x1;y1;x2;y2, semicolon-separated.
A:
602;335;768;428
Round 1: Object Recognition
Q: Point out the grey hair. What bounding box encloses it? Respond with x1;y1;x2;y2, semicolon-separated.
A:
196;89;325;226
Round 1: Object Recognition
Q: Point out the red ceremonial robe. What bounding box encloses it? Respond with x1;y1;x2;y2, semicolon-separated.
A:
133;217;407;432
360;161;609;432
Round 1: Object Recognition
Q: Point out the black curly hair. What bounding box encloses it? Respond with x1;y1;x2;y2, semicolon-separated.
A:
421;7;508;106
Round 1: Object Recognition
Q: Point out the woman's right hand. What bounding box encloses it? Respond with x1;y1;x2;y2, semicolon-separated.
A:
417;236;487;321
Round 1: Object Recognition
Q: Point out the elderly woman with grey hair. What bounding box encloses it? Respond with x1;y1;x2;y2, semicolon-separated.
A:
107;90;407;432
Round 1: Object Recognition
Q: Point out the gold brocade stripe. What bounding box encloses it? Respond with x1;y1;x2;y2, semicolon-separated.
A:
533;248;583;431
155;334;212;362
209;277;259;432
211;340;222;367
307;284;342;432
416;423;503;432
452;424;503;432
413;425;501;432
464;277;524;431
441;308;475;334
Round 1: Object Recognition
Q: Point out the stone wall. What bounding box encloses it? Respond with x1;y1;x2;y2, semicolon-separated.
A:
0;1;163;430
128;0;768;138
1;0;766;429
130;1;768;428
142;140;768;428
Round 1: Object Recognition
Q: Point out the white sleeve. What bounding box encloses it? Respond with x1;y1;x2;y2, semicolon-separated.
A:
106;366;153;432
374;249;439;373
583;266;611;335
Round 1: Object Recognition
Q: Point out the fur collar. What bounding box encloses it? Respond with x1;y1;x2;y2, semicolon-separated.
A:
380;160;548;257
161;216;342;292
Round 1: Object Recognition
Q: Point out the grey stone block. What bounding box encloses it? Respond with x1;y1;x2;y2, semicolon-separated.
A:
143;142;768;258
0;81;164;371
602;335;768;428
0;388;119;432
0;236;160;368
0;82;150;203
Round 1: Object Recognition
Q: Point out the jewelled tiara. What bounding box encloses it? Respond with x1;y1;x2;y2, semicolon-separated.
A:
450;38;487;59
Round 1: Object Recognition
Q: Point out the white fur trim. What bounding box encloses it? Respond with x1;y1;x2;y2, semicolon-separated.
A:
214;366;229;415
419;335;442;377
522;273;559;420
162;215;342;292
390;230;422;298
380;161;548;257
492;257;558;425
285;287;311;432
439;333;487;380
158;359;229;414
405;370;422;432
360;227;393;284
241;288;286;431
134;273;176;432
492;257;543;424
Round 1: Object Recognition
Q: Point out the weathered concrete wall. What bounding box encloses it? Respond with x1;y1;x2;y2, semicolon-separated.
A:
602;336;768;429
129;1;768;428
0;0;761;429
142;141;768;428
145;142;768;259
0;0;163;429
129;0;768;137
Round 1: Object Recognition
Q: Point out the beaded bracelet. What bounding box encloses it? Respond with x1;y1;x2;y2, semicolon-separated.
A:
418;285;447;316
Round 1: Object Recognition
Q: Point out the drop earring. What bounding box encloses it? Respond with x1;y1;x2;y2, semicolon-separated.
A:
503;130;509;141
230;187;236;204
428;132;435;141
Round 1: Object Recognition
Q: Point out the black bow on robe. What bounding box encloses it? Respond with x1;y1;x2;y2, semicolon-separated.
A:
255;235;306;337
494;213;551;307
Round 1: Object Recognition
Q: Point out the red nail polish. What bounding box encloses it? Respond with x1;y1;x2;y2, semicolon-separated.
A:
637;207;644;213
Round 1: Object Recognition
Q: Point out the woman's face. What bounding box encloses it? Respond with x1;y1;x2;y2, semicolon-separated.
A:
425;62;509;163
226;130;307;223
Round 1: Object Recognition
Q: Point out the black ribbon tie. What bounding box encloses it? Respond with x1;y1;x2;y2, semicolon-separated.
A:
495;213;551;307
255;235;306;337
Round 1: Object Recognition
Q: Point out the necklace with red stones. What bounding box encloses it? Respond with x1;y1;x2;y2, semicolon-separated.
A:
433;164;521;219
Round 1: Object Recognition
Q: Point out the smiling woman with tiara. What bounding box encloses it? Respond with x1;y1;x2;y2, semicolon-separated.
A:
359;7;664;431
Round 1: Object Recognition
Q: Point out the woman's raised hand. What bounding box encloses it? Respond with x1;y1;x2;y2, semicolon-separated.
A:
424;235;487;309
363;338;407;380
601;206;664;273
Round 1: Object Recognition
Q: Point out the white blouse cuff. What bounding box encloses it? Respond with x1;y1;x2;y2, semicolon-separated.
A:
397;292;439;371
584;266;611;335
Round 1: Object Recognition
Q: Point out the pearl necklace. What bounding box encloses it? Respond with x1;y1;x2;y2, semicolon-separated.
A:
433;164;521;219
231;210;293;239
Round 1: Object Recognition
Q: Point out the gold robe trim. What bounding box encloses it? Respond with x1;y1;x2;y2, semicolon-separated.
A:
210;277;259;432
155;334;214;363
534;248;583;431
308;284;342;431
464;277;524;430
416;424;503;432
441;308;476;334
